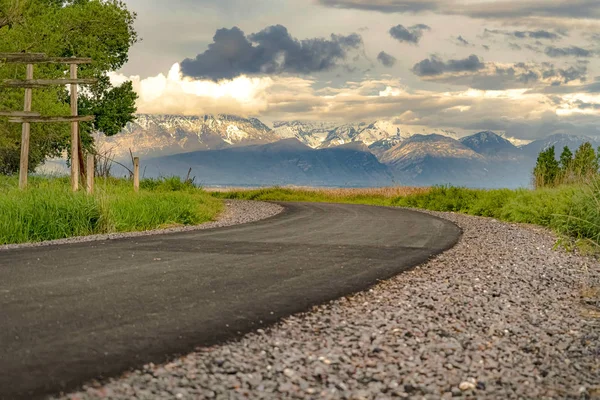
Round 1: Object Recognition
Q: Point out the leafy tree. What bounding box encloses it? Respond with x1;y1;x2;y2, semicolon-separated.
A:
573;142;599;179
0;0;138;175
559;146;573;172
533;146;560;188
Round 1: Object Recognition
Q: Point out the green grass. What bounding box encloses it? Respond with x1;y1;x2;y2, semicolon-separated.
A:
212;183;600;247
0;176;222;245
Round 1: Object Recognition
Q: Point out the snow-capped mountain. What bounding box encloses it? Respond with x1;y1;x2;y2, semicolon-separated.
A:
96;114;279;159
319;121;404;148
272;121;338;148
273;120;406;150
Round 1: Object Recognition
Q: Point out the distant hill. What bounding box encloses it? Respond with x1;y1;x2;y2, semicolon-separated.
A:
459;131;522;159
522;133;600;158
380;134;490;186
140;138;395;187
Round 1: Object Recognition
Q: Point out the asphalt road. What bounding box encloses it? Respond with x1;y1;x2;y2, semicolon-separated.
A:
0;202;461;399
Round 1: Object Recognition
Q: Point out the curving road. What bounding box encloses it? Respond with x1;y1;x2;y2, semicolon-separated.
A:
0;202;461;399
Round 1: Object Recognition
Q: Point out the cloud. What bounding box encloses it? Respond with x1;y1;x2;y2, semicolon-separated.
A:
412;55;485;76
179;25;363;81
108;63;276;116
377;51;397;67
412;57;587;90
456;36;470;46
317;0;600;20
389;24;431;44
509;43;522;51
109;64;600;141
318;0;440;13
484;28;562;40
544;45;593;58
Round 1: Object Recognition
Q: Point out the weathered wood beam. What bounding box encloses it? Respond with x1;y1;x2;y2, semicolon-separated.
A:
8;115;95;123
2;78;98;88
0;111;41;117
0;52;46;58
0;54;92;64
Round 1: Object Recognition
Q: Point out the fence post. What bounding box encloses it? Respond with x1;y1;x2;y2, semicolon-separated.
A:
19;63;34;190
70;63;79;191
86;154;95;195
133;157;140;193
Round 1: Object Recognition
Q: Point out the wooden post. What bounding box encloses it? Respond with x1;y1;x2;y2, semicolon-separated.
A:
86;154;95;195
133;157;140;193
70;64;79;191
18;64;33;190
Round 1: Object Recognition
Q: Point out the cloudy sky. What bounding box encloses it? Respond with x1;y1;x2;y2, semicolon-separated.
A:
112;0;600;141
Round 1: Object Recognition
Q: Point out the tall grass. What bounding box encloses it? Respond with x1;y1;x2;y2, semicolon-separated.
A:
0;176;222;245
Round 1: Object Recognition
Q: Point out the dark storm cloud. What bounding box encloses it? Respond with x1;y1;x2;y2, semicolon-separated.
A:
389;24;431;44
180;25;363;81
317;0;600;20
412;54;485;76
544;45;593;58
377;51;397;67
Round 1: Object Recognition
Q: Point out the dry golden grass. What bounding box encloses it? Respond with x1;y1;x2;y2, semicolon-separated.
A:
291;186;431;198
208;186;430;198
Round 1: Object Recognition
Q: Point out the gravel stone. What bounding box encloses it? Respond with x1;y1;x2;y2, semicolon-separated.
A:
0;200;283;251
57;209;600;399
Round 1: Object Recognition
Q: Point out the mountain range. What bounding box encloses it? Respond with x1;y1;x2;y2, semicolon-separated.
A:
93;114;600;188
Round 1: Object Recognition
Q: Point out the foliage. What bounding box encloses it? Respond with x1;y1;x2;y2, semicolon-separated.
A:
572;142;598;180
0;0;138;173
0;176;222;244
534;142;599;188
559;146;573;171
533;146;560;188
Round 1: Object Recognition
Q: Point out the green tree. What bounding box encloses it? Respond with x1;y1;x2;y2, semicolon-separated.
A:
558;146;573;184
0;0;138;174
573;142;599;180
559;146;573;171
533;146;560;188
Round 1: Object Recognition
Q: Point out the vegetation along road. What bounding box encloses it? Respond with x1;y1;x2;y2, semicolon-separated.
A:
0;202;460;399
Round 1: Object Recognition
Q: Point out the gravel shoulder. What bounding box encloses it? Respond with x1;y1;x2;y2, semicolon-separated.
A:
61;210;600;400
0;200;284;251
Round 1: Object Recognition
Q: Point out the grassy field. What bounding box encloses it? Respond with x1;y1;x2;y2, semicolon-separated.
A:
0;176;222;245
213;183;600;248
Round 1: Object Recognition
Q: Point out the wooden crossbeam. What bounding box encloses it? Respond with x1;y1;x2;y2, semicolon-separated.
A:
8;115;95;123
0;53;92;64
0;111;41;117
2;78;98;88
